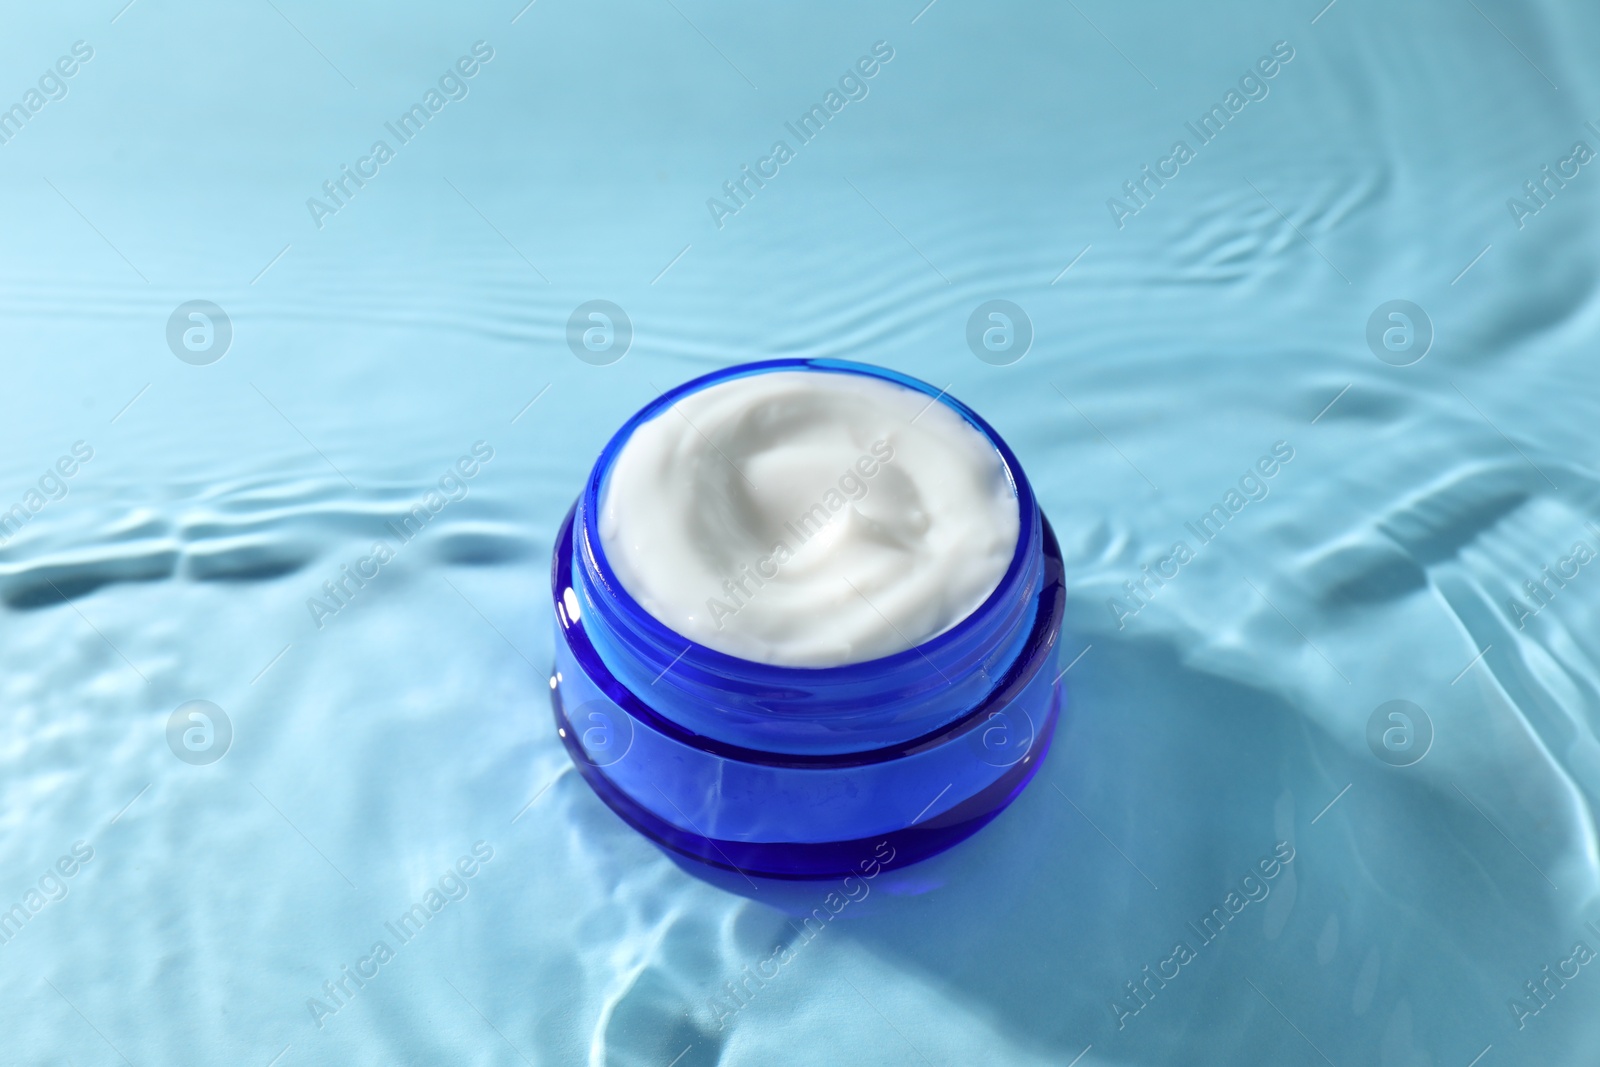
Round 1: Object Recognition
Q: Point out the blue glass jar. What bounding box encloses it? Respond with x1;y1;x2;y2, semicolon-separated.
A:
550;359;1065;879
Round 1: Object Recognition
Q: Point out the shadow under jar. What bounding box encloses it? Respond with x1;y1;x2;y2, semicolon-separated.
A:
549;358;1066;880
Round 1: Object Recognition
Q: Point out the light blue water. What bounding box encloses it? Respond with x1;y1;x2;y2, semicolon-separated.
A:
2;0;1599;1063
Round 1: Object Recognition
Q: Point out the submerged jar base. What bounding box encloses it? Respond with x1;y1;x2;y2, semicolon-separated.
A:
551;677;1060;879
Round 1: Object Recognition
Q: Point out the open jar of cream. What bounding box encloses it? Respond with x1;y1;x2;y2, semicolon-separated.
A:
550;359;1065;879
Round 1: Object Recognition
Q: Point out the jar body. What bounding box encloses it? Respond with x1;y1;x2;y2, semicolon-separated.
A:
549;359;1066;879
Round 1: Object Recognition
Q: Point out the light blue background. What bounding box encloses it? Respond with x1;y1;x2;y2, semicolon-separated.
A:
1;0;1598;1064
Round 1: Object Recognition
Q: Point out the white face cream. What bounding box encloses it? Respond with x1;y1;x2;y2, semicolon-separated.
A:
597;370;1020;667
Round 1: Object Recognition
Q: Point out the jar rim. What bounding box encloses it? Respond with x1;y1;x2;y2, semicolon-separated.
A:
555;501;1067;766
578;357;1038;680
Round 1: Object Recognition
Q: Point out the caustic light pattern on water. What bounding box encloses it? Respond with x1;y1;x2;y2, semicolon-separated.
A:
2;0;1599;1064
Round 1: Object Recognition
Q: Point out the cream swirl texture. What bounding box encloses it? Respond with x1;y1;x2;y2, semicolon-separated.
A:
598;370;1019;666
